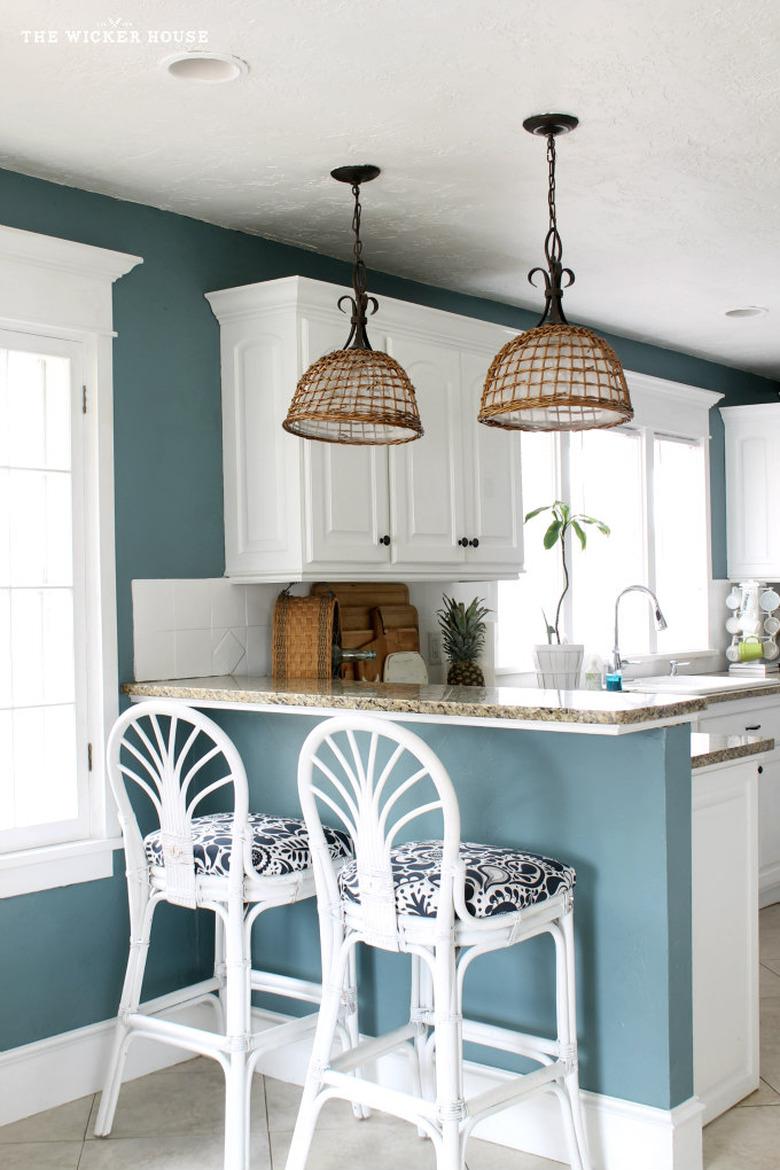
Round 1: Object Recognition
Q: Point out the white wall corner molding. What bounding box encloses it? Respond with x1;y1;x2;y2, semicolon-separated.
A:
1;998;704;1170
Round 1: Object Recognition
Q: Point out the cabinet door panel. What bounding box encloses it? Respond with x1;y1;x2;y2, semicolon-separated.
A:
222;320;303;576
724;413;780;578
302;317;391;566
758;755;780;895
386;336;465;565
460;350;523;569
692;760;759;1118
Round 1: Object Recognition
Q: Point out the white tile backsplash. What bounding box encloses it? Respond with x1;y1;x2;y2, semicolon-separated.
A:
132;578;280;681
133;629;175;682
211;584;247;630
211;628;246;675
172;578;213;630
131;579;174;635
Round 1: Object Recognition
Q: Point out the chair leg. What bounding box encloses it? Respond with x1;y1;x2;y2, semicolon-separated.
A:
222;900;251;1170
553;906;592;1170
344;946;370;1121
411;952;434;1137
285;936;350;1170
94;900;155;1136
213;912;227;1034
432;942;466;1170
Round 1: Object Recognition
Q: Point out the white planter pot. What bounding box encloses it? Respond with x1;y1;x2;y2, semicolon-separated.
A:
533;643;584;690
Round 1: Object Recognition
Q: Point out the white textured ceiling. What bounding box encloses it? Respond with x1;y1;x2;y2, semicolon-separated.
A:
1;0;779;377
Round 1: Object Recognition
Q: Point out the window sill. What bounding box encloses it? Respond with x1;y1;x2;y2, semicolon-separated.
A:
0;836;123;898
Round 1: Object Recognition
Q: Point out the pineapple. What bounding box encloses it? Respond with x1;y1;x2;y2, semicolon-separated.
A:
436;594;490;687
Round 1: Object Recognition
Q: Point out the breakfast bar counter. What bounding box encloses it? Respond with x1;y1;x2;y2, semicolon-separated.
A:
120;675;762;1170
124;674;705;733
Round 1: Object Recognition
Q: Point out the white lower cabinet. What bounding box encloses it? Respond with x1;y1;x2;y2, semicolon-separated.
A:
695;696;780;907
693;755;759;1122
206;275;523;582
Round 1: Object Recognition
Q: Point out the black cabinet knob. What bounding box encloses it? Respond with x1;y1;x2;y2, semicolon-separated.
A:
457;537;468;548
469;538;480;548
758;765;764;775
379;534;391;546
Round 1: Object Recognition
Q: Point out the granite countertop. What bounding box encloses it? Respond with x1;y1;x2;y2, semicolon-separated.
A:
691;732;775;769
692;678;780;705
123;675;705;729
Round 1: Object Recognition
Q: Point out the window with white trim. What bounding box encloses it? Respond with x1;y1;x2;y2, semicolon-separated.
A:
0;333;91;851
0;226;138;896
497;380;717;671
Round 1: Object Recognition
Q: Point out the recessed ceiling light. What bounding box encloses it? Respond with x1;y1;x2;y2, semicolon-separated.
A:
163;52;248;83
724;306;769;319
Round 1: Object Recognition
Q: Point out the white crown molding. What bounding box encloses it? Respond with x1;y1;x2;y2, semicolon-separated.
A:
0;224;141;283
721;402;780;419
0;223;142;336
206;274;516;351
627;369;724;411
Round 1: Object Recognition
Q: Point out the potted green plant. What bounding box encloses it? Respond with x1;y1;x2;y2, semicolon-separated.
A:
524;500;610;688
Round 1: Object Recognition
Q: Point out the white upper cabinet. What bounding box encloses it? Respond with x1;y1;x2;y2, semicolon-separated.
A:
206;276;523;582
301;315;392;567
387;334;465;565
460;350;523;567
722;405;780;580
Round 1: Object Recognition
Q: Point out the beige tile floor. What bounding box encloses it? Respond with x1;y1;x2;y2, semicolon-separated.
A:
2;906;779;1170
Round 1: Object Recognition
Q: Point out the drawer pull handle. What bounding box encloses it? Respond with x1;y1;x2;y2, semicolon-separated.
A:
746;724;761;731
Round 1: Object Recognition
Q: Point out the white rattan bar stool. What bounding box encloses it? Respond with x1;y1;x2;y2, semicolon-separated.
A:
285;714;592;1170
95;700;359;1170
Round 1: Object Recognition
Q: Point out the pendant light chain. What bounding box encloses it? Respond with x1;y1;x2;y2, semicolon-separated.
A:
338;179;377;350
351;182;367;299
544;134;563;267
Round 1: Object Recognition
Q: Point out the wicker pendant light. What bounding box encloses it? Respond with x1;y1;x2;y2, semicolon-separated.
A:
283;165;423;445
479;114;633;432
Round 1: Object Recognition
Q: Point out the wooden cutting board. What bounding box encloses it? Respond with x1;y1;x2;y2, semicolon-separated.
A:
311;583;419;679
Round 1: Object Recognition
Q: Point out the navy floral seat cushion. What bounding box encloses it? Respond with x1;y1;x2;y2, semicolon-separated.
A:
144;812;352;877
338;840;575;919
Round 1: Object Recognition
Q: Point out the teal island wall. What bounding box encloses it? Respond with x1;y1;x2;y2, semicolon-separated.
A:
0;165;775;1082
212;711;693;1111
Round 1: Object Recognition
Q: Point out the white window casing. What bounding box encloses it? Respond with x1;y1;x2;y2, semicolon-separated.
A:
0;225;141;896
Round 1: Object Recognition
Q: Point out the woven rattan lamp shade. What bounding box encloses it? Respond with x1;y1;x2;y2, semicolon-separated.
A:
478;323;634;432
283;347;423;445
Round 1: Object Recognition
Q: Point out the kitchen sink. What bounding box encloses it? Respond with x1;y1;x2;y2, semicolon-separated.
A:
623;674;780;694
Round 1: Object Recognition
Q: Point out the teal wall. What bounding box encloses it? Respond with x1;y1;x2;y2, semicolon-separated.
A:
0;166;774;1081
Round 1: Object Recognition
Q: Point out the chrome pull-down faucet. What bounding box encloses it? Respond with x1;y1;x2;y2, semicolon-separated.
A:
612;586;668;674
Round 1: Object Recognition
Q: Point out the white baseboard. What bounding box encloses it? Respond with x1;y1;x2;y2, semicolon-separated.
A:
0;989;217;1128
249;1009;704;1170
1;1001;704;1170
